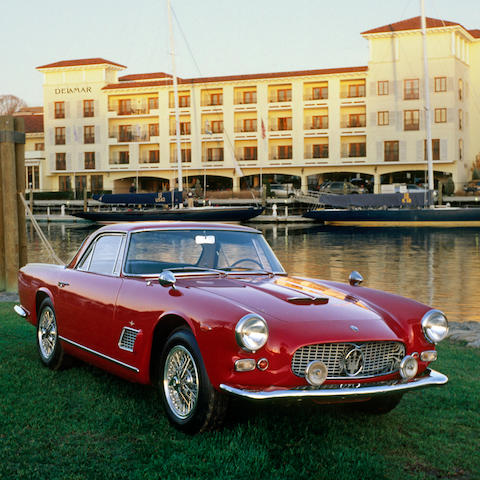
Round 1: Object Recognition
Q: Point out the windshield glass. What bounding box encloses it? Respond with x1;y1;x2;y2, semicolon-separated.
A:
124;229;285;275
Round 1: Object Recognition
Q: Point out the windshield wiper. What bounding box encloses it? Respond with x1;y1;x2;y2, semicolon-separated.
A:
165;267;227;276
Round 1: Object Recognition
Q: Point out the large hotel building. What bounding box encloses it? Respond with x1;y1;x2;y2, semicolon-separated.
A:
20;16;480;195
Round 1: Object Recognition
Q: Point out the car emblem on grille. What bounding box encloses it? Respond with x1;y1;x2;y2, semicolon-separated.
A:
350;325;359;333
342;345;364;377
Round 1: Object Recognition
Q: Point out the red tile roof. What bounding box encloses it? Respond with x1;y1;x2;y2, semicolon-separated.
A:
361;16;463;35
37;58;126;69
119;72;172;82
103;66;368;90
468;29;480;38
15;114;44;134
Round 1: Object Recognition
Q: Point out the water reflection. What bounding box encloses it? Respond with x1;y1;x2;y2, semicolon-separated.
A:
26;222;480;323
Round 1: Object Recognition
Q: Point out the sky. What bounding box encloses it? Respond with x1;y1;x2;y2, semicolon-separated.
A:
1;0;480;107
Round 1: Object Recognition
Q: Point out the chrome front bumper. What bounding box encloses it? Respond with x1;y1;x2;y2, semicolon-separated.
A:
220;369;448;400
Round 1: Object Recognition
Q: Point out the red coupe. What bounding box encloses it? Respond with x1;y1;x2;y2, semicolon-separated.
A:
15;222;448;433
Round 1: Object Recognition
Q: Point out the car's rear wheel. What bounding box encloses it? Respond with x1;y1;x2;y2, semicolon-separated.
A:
159;329;228;433
37;298;65;370
355;393;403;414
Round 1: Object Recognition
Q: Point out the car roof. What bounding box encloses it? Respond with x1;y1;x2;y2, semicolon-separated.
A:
95;221;261;235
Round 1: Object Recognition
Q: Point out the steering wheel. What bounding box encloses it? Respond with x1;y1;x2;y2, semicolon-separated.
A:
229;258;263;269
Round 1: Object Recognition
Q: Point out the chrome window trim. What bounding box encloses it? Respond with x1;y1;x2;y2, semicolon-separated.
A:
59;335;139;372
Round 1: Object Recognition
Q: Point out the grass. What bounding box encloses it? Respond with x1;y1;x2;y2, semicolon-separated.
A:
0;302;479;480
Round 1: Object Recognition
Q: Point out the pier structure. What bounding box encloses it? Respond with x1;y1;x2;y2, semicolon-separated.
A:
0;116;27;292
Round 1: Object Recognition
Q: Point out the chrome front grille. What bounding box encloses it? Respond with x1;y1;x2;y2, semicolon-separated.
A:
291;342;405;379
118;327;140;352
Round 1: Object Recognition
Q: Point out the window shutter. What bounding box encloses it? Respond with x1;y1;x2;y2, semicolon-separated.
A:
447;77;454;91
377;141;383;162
369;81;376;96
389;111;395;126
440;139;447;161
400;141;407;162
65;102;70;118
416;140;423;161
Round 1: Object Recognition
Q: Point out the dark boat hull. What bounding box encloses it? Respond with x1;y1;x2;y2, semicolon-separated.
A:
73;206;264;224
304;207;480;227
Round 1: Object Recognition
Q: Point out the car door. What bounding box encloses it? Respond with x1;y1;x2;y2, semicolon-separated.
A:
55;233;126;356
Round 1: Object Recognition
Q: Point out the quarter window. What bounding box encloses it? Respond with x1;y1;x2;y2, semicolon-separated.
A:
78;235;124;275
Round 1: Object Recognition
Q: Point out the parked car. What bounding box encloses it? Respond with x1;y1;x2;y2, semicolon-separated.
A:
15;222;448;433
269;183;296;198
464;180;480;194
350;178;373;193
319;181;361;194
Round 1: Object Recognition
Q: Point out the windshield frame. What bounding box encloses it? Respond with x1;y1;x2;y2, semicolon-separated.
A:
121;227;286;278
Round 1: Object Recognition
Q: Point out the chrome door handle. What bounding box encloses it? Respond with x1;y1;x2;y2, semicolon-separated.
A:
58;281;70;288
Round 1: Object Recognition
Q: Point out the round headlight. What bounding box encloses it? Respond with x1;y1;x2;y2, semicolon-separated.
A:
235;314;268;352
421;310;449;344
400;355;418;380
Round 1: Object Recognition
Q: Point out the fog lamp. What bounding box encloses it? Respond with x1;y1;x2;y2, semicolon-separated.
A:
305;360;328;386
235;359;256;372
399;355;418;380
420;350;438;362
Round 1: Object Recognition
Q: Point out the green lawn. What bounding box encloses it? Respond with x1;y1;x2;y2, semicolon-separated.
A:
1;302;479;480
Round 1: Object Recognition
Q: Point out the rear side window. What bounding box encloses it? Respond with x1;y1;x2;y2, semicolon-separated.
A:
77;235;124;275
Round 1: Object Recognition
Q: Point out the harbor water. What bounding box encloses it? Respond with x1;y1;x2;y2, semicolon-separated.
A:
26;222;480;323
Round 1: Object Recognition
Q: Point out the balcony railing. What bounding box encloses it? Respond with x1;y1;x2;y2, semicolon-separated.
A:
234;95;257;105
404;122;419;131
304;92;328;101
140;156;160;164
305;148;329;159
84;134;95;144
341;115;366;128
341;145;366;158
404;91;419;100
55;136;65;145
234;124;257;133
306;119;329;129
269;94;292;103
111;130;154;142
109;156;129;165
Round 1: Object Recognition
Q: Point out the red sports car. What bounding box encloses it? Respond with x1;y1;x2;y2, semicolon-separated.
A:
15;222;448;433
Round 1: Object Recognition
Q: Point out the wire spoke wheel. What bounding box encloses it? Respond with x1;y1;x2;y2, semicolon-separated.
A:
163;345;199;420
38;306;57;361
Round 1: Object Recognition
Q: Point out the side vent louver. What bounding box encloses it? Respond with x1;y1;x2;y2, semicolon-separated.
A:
118;327;140;352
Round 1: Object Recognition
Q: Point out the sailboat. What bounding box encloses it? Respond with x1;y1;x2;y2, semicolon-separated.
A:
73;0;263;224
304;1;480;227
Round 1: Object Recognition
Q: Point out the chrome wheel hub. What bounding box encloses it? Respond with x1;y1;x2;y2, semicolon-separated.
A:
38;307;57;360
163;345;199;420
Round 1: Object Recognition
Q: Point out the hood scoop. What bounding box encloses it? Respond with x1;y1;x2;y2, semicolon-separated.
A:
287;296;329;305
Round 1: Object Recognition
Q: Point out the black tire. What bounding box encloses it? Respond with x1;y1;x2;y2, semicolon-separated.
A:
36;298;65;370
355;393;403;414
158;329;228;434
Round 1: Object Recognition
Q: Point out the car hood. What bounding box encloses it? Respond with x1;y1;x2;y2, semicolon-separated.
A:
186;275;402;344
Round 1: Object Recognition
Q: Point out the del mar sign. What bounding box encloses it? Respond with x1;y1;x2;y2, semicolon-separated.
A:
55;87;92;95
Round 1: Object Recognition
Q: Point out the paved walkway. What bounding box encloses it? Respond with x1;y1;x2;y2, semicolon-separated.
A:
1;291;479;347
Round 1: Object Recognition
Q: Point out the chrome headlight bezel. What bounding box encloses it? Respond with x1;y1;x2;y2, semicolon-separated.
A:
235;314;268;353
421;309;449;344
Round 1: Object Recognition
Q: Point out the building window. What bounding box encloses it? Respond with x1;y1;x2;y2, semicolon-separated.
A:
181;149;192;163
384;141;399;161
119;125;132;142
58;176;71;192
149;123;159;137
312;86;328;100
209;93;223;106
146;150;160;163
91;175;103;193
84;125;95;144
84;152;95;169
312;115;328;129
54;102;65;119
179;95;190;107
148;97;158;111
404;79;419;100
459;109;463;130
434;77;447;92
378;111;389;126
110;151;130;165
348;113;366;128
424;139;440;161
404;110;420;130
56;152;66;170
377;81;389;95
83;100;94;117
276;89;292;102
35;143;44;151
277;145;292;159
119;99;132;115
75;175;86;194
458;79;463;101
243;119;256;132
313;144;328;159
243;91;257;104
243;146;257;160
435;108;447;123
211;120;224;133
348;84;365;98
348;143;366;157
206;147;223;162
459;139;463;160
55;127;65;145
277;117;292;130
26;165;40;190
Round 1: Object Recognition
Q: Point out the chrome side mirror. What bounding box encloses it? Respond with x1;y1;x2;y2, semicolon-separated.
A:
159;270;176;289
349;271;363;286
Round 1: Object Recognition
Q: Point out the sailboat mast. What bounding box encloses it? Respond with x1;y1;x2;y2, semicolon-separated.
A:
421;0;434;204
167;0;183;195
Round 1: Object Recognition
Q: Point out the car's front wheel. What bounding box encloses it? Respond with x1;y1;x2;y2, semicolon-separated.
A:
159;329;228;433
37;298;65;370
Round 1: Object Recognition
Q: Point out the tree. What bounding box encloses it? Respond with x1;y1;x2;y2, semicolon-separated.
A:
0;95;27;115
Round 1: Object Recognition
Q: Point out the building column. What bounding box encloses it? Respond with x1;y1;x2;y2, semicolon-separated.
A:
374;172;381;194
233;175;240;193
301;173;308;193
